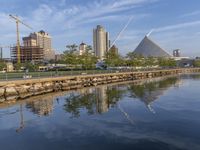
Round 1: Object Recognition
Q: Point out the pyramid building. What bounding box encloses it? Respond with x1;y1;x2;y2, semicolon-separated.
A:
134;36;171;57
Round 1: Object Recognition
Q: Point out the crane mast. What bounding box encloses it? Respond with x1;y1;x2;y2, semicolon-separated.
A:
9;14;32;64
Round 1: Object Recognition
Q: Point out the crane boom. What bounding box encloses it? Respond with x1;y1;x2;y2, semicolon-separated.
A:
9;15;32;30
109;16;133;51
9;14;32;63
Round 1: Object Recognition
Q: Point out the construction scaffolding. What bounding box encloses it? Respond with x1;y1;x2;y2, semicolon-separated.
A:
11;46;44;63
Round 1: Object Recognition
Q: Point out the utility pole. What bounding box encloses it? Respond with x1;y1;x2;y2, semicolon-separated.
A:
0;45;10;60
0;47;2;60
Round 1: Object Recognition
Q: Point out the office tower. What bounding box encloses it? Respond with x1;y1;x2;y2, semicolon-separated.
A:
93;25;109;60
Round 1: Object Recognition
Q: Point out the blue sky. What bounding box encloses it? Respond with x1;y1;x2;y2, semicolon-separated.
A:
1;0;200;57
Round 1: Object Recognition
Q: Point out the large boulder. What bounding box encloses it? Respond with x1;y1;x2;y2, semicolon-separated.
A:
43;82;54;93
33;83;45;95
16;85;32;99
0;88;5;102
5;86;18;101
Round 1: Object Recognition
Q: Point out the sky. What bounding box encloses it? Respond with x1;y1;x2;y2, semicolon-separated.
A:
0;0;200;58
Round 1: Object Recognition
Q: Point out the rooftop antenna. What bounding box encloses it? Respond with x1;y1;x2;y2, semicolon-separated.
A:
109;16;133;51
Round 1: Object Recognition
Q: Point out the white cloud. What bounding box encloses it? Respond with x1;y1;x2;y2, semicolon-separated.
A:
181;10;200;18
0;0;157;57
112;0;157;8
154;20;200;33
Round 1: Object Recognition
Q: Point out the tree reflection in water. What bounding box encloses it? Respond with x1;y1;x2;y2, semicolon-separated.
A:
63;85;126;118
24;77;180;118
63;77;180;117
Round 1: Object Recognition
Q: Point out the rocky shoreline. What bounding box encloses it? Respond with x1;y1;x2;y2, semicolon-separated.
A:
0;68;199;103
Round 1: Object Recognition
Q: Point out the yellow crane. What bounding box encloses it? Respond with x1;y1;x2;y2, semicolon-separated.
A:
9;14;32;63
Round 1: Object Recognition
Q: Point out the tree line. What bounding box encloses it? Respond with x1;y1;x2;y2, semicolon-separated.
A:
60;44;178;69
1;44;200;72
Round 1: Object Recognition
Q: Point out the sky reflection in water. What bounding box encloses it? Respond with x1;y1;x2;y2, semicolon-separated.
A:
0;74;200;150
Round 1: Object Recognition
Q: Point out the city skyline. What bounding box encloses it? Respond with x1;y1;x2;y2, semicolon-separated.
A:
1;0;200;58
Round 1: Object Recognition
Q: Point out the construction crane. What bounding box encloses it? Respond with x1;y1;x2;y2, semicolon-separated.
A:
9;14;32;64
0;45;10;60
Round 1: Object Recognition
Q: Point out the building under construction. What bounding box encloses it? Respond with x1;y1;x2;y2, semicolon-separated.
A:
11;46;43;63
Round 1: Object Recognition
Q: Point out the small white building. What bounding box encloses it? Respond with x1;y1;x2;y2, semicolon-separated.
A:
6;62;14;72
79;42;87;55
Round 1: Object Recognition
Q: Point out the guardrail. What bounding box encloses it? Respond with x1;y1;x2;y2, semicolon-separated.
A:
0;67;197;81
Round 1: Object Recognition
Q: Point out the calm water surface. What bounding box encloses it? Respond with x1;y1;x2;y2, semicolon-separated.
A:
0;74;200;150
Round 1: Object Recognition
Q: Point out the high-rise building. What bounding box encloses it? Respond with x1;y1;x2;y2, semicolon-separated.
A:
93;25;109;60
11;46;43;63
23;30;55;60
79;42;87;55
23;36;37;47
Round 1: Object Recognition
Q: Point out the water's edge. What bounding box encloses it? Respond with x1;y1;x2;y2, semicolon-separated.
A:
0;68;199;103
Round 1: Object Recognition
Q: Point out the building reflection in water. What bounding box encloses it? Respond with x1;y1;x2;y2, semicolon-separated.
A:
22;76;180;118
63;84;126;117
0;76;182;133
95;85;109;114
26;96;54;116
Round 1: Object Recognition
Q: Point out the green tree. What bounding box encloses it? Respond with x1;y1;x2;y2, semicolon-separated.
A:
158;58;176;67
62;49;78;66
79;52;97;69
125;52;144;67
66;44;78;53
126;52;139;59
194;60;200;67
0;61;6;71
62;44;79;67
168;59;177;67
14;63;23;71
24;62;39;72
144;57;157;67
85;45;93;53
104;50;124;67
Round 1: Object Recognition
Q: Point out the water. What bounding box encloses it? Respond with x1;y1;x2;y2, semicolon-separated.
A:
0;74;200;150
